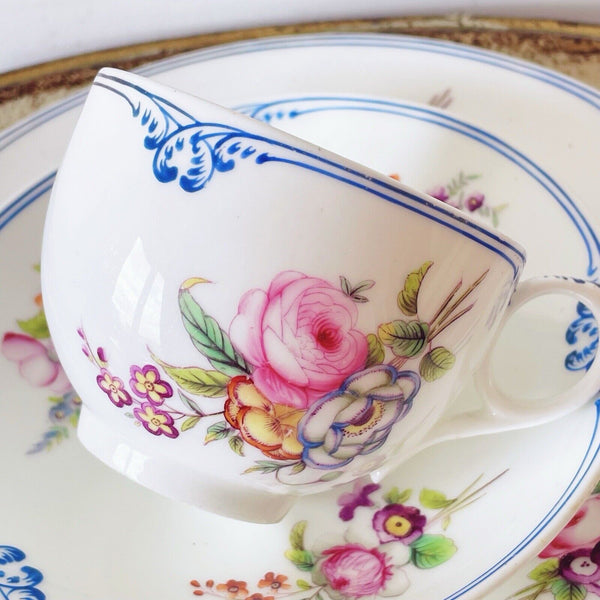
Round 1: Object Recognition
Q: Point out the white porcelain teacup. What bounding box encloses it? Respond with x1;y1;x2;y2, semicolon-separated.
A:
41;68;600;522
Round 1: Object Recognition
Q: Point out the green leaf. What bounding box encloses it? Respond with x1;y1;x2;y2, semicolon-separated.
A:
397;261;433;316
289;520;307;550
419;347;456;382
593;479;600;495
182;416;201;431
17;310;50;339
419;488;452;509
243;460;285;475
152;354;230;398
229;434;245;456
340;275;352;296
366;333;385;367
318;471;343;482
204;420;231;444
284;548;315;572
550;579;587;600
529;558;560;583
378;320;429;357
291;461;306;475
384;487;412;504
410;534;457;569
179;287;250;376
178;391;204;414
296;580;312;591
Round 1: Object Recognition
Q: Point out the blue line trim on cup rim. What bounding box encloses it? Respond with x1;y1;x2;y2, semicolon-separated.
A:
1;32;600;600
240;95;600;278
94;71;526;279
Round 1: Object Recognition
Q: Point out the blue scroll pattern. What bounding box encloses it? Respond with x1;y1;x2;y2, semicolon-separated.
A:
0;546;44;600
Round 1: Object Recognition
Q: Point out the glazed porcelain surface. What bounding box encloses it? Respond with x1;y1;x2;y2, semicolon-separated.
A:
1;33;600;600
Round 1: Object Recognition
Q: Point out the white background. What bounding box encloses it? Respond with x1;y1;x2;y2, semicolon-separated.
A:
2;0;600;74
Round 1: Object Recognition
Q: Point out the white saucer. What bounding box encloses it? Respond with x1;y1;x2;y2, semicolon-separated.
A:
1;34;600;600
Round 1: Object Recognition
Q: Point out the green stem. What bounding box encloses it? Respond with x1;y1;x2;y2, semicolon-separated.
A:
428;470;508;526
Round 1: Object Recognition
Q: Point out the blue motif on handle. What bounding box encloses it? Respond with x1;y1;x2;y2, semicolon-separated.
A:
0;546;45;600
566;302;599;372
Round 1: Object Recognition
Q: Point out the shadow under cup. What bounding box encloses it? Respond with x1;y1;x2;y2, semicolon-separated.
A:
41;68;542;522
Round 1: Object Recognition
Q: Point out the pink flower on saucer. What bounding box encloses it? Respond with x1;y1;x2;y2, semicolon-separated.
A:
2;332;71;394
311;540;411;599
230;271;368;409
539;494;600;558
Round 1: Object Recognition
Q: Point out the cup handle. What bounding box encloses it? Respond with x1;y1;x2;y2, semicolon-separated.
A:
418;276;600;447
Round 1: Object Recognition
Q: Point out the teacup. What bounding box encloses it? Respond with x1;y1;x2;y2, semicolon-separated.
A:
41;68;600;522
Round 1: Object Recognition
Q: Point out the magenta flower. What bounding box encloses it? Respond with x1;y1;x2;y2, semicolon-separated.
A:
427;185;449;203
130;364;173;405
559;544;600;590
317;544;393;598
133;402;179;438
373;504;426;545
96;368;132;407
2;332;71;394
338;482;381;521
540;494;600;558
230;271;368;409
465;192;485;212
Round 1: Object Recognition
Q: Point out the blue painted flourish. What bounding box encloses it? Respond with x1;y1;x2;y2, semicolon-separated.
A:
95;72;282;193
566;302;599;372
0;546;45;600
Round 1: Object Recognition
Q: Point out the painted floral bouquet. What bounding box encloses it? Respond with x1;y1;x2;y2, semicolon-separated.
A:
80;261;486;482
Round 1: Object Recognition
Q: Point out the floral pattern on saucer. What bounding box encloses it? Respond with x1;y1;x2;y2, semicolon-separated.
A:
189;474;505;600
1;280;81;453
511;481;600;600
0;545;45;599
80;263;487;483
427;171;507;228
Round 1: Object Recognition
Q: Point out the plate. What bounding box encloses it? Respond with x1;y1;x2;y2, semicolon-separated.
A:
1;34;600;600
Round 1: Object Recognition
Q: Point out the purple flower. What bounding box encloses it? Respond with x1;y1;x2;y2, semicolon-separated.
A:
133;402;179;438
428;185;449;203
337;482;380;521
559;545;600;588
130;364;173;405
97;368;132;407
465;192;485;212
372;504;426;544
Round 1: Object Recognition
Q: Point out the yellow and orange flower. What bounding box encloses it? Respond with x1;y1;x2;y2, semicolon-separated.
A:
215;580;249;599
224;376;305;460
258;572;291;592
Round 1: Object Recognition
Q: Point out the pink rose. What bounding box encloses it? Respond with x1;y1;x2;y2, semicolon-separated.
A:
230;271;368;409
539;494;600;558
2;332;72;394
318;544;392;598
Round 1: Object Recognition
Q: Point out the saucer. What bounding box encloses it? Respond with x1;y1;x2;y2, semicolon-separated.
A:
1;34;600;600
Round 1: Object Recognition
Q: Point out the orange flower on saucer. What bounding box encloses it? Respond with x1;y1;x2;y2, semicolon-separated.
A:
224;376;305;460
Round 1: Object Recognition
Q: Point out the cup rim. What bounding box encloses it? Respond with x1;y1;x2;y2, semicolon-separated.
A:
93;67;527;278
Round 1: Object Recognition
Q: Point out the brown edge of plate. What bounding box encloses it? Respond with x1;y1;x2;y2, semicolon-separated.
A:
2;14;600;98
